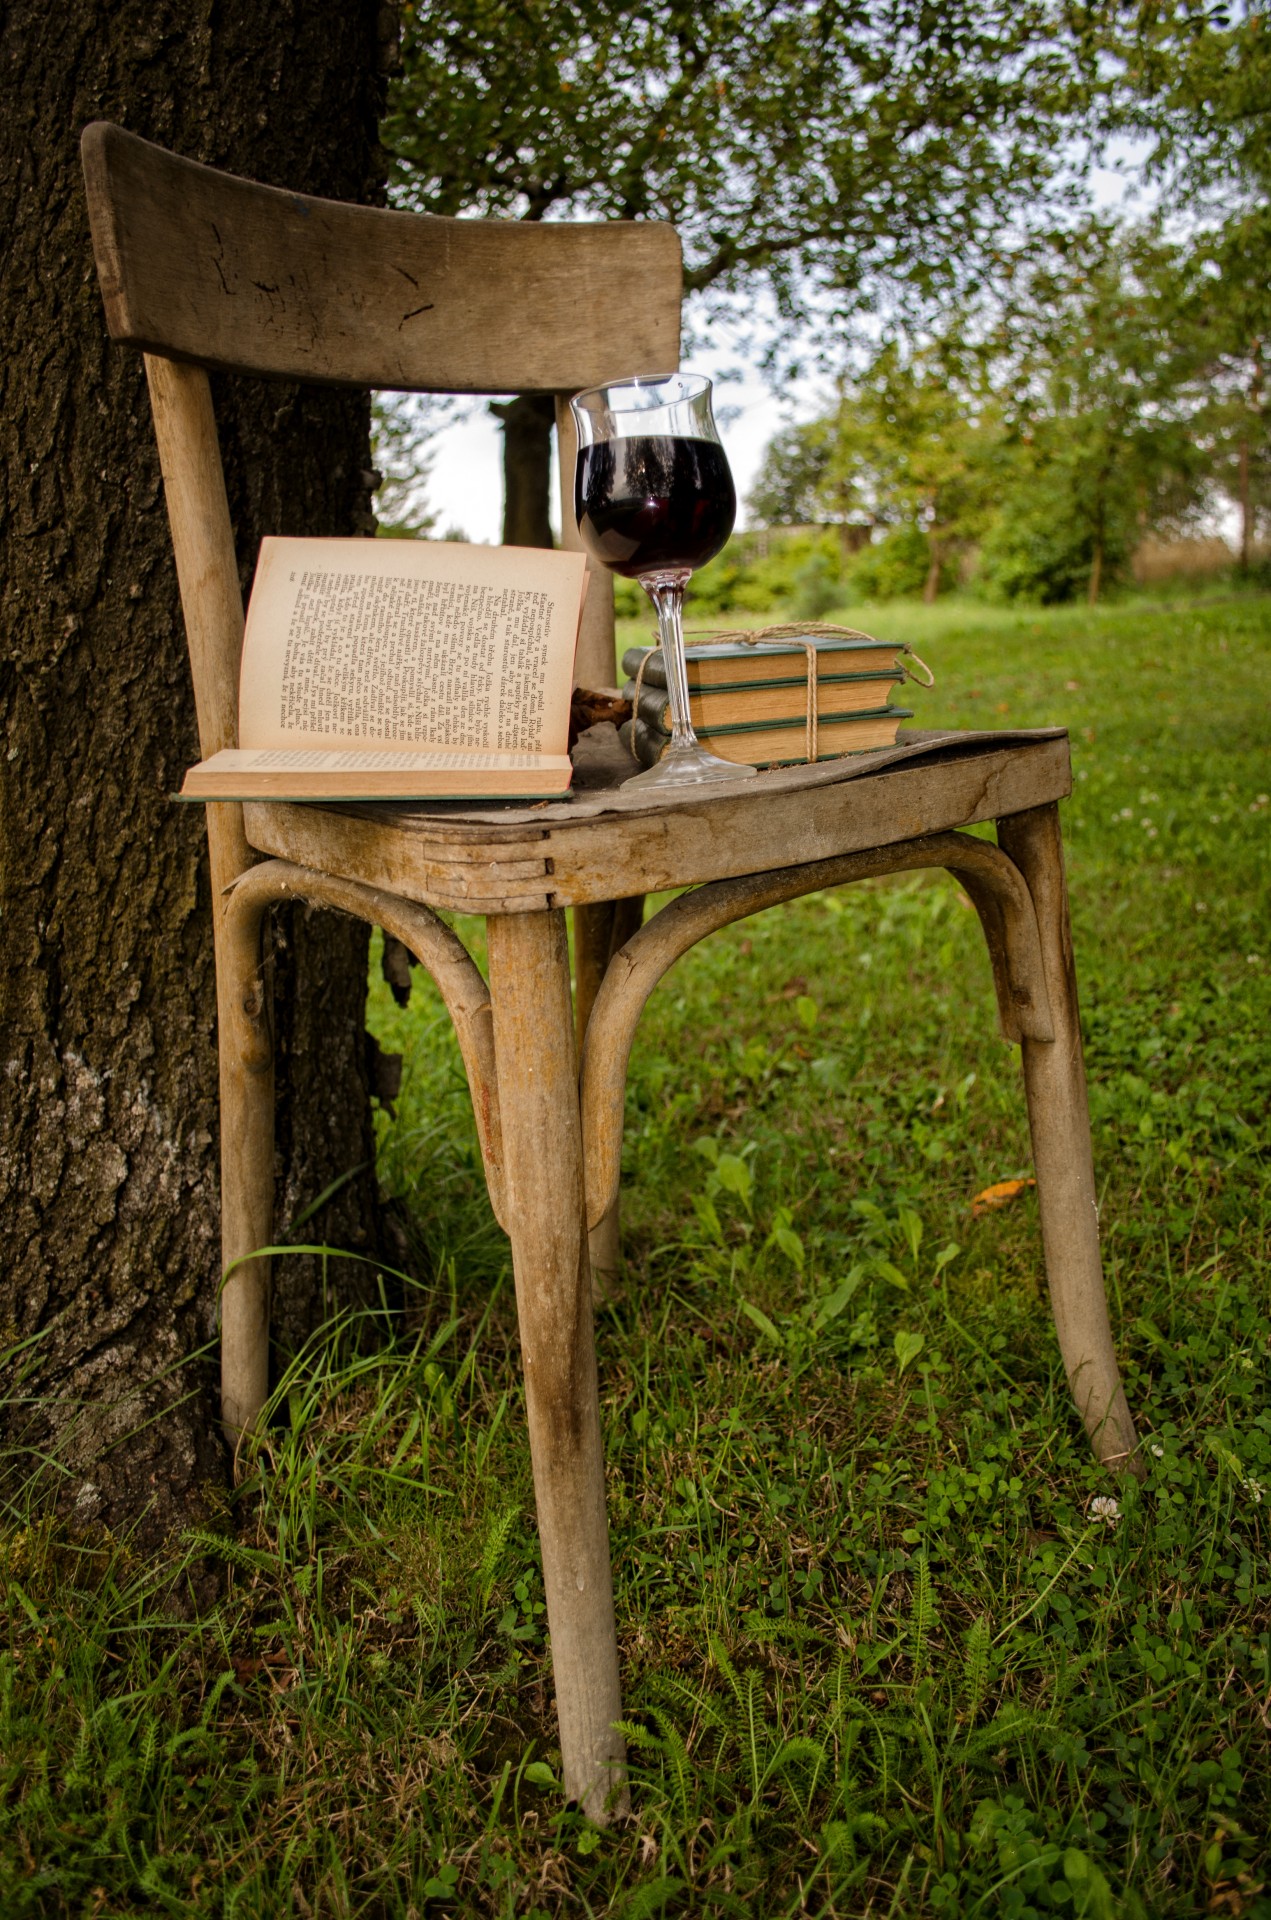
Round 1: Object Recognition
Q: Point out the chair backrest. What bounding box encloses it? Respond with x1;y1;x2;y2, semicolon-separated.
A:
82;122;681;393
80;122;683;782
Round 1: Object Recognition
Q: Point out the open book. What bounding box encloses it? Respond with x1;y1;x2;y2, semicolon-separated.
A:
180;537;588;801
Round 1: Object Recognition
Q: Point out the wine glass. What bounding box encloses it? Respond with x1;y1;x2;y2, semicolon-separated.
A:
570;373;757;790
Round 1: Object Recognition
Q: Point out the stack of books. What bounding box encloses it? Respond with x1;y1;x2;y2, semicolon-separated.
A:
619;633;913;770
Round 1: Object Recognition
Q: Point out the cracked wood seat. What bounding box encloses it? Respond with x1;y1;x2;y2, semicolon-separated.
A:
241;726;1071;914
84;121;1140;1827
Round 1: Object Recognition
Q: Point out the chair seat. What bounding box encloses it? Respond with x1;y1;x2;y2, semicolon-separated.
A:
241;726;1071;915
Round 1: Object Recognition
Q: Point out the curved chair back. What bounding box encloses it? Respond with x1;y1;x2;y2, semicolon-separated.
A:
82;122;681;392
80;122;683;772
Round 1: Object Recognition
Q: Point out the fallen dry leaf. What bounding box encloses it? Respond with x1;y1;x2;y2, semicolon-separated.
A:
971;1177;1036;1218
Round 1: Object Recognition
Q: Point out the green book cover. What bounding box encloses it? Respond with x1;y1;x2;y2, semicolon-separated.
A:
635;701;909;740
622;634;902;691
621;705;913;770
623;670;902;733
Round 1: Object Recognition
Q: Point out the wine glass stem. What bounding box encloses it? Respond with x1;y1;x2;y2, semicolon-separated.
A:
643;571;697;751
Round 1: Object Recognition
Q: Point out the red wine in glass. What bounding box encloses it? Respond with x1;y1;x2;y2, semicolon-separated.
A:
569;374;756;790
575;435;736;578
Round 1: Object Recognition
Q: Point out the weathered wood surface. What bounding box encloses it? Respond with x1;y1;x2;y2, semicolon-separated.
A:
215;855;509;1447
486;913;628;1821
579;830;1055;1231
143;356;244;758
225;858;504;1221
242;731;1072;915
83;123;681;394
87;122;1137;1831
997;805;1142;1475
145;351;265;1447
215;861;276;1452
556;395;620;693
572;896;645;1296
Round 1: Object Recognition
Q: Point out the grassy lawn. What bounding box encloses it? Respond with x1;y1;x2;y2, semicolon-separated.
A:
4;592;1270;1916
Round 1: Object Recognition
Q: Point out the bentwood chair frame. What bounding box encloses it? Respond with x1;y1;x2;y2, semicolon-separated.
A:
83;122;1140;1822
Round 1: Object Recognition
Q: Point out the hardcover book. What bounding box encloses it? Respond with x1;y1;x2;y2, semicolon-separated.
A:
624;669;903;733
180;537;587;801
621;633;906;692
622;704;913;769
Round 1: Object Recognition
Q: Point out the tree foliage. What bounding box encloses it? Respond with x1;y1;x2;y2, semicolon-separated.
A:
1109;0;1271;210
749;221;1229;603
1105;0;1271;564
980;222;1214;600
388;0;1098;325
746;422;839;531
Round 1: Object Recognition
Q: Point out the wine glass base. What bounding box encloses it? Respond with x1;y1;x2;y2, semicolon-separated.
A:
622;742;758;791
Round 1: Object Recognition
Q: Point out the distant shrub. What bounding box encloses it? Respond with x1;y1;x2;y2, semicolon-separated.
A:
976;504;1106;604
976;468;1135;604
613;575;645;619
791;550;843;619
687;529;844;618
843;524;931;601
616;528;859;623
686;538;777;615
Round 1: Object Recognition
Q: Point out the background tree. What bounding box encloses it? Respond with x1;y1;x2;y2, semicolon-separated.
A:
0;0;394;1542
747;221;1217;606
1105;0;1271;566
1186;216;1270;570
746;423;843;533
822;339;1008;600
750;340;1008;596
385;0;1103;543
979;223;1210;602
373;395;441;538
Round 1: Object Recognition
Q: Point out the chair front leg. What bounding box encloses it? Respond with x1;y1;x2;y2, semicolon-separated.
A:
996;803;1142;1476
575;898;646;1296
215;879;275;1456
487;908;628;1821
574;902;624;1296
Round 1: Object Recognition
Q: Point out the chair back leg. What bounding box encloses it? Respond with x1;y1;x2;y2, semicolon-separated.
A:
215;869;276;1453
998;804;1142;1475
487;909;628;1821
574;898;645;1299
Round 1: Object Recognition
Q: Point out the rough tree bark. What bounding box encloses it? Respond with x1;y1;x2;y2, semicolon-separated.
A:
492;393;558;548
0;0;397;1545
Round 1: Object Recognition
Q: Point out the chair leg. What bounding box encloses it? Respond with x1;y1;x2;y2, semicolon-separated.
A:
216;889;275;1455
996;804;1141;1476
487;908;628;1821
574;897;645;1299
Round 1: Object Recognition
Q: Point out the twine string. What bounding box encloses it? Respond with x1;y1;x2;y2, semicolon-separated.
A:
627;622;934;761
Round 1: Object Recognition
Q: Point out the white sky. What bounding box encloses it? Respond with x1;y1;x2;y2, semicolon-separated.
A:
413;347;800;544
408;153;1146;545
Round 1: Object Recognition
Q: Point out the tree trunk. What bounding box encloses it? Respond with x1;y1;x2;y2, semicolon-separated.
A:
0;0;394;1546
492;393;557;547
1242;340;1264;574
1088;526;1104;604
922;535;943;604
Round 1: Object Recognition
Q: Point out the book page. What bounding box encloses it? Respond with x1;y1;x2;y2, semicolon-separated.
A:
179;745;573;801
237;538;586;755
205;748;568;772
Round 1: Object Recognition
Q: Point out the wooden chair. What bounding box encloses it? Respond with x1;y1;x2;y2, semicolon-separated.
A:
82;122;1140;1822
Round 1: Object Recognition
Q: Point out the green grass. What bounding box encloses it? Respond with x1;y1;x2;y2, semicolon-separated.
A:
4;594;1271;1916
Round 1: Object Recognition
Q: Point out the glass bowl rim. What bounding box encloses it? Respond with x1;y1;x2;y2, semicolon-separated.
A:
570;370;712;411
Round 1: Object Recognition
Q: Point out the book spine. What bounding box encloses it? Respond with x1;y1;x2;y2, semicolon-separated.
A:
621;645;666;689
619;717;665;768
627;707;912;765
624;674;903;731
623;681;673;730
